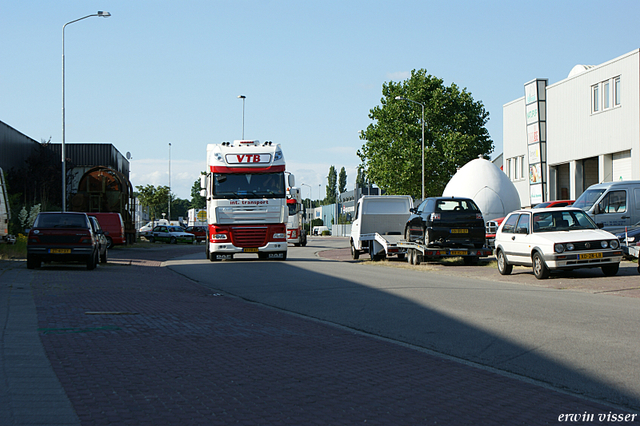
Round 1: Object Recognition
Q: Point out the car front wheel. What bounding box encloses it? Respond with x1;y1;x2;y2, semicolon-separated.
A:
602;263;619;276
497;250;512;275
532;252;549;279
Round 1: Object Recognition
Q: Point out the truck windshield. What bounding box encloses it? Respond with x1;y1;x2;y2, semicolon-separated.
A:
573;189;606;211
213;172;285;199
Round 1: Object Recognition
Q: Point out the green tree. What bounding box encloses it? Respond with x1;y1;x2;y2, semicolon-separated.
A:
190;174;206;209
358;69;493;200
326;166;337;204
135;184;170;220
338;167;347;194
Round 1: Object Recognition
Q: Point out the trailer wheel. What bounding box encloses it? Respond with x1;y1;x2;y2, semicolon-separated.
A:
408;249;415;265
414;252;422;265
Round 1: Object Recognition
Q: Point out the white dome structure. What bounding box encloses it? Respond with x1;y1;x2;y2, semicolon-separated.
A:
442;157;521;222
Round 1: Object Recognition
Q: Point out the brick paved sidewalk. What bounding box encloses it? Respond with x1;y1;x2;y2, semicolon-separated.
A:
27;245;634;425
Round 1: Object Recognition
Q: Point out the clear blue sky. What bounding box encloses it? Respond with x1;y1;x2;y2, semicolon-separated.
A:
2;0;639;200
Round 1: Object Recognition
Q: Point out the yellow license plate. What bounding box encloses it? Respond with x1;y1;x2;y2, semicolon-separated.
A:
49;248;71;254
579;252;603;260
243;248;259;253
451;250;467;255
451;229;468;234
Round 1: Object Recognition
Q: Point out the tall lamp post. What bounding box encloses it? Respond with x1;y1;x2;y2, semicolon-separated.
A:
395;96;425;201
168;143;172;220
238;95;246;139
62;11;111;211
301;183;312;234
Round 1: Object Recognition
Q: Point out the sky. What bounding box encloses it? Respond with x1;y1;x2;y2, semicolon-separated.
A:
2;0;640;201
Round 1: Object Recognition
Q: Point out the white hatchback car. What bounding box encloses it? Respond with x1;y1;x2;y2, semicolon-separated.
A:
495;207;622;279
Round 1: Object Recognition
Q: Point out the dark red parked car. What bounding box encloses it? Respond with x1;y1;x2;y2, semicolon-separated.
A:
27;212;100;270
185;226;207;243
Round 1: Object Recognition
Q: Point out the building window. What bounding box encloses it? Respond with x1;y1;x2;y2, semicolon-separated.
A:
506;158;512;179
592;84;599;112
520;155;525;180
615;76;621;106
604;80;610;109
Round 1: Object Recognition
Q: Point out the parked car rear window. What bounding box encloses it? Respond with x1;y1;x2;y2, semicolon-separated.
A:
435;199;479;212
34;213;87;228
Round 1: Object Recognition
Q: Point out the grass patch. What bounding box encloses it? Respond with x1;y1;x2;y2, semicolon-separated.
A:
0;234;27;260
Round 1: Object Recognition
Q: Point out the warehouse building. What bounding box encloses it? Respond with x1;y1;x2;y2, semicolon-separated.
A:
503;49;639;207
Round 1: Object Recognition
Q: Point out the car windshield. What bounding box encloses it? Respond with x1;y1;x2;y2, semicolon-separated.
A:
213;172;285;199
532;210;597;232
34;213;87;228
573;189;606;210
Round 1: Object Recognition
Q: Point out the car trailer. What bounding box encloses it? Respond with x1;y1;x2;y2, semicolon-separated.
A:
397;241;493;266
623;245;640;274
356;232;406;261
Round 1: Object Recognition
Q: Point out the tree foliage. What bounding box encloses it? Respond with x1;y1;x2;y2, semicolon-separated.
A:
190;174;206;209
358;69;493;200
325;166;337;204
338;167;347;194
135;184;170;220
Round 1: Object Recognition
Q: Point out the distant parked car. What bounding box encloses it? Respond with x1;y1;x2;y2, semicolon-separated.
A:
495;207;622;279
88;216;108;264
533;200;575;208
185;226;207;243
27;212;100;270
405;197;485;248
148;225;196;244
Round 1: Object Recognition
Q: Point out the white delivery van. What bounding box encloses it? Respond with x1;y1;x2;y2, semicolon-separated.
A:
573;181;640;232
350;195;413;260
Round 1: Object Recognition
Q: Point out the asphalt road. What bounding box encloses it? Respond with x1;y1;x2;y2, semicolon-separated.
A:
169;237;640;410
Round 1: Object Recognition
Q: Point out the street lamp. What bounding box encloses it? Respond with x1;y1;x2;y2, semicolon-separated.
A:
238;95;246;139
62;11;111;211
395;96;425;201
168;143;172;220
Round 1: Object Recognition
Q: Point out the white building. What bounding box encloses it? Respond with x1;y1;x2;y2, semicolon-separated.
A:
503;49;639;207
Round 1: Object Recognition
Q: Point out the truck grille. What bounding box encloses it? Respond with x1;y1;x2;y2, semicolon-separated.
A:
231;227;268;248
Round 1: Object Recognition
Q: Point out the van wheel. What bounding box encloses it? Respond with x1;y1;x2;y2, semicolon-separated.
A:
350;241;360;260
532;252;549;279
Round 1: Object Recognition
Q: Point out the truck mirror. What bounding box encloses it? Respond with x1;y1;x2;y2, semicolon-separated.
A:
200;174;207;190
288;174;295;188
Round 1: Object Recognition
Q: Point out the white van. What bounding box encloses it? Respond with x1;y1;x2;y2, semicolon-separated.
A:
573;181;640;232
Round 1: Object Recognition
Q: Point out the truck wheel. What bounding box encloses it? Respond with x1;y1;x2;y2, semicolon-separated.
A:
602;263;619;276
209;253;220;262
350;241;360;260
532;252;549;279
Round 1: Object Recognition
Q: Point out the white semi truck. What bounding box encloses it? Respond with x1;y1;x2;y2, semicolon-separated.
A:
286;187;307;247
201;140;294;261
